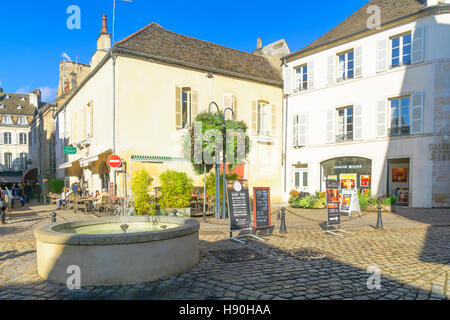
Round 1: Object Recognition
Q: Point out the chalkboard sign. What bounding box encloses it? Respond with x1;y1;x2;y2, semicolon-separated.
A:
326;180;341;227
253;188;271;229
227;180;252;231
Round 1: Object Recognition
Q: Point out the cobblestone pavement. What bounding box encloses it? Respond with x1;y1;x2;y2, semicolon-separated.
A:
0;202;448;300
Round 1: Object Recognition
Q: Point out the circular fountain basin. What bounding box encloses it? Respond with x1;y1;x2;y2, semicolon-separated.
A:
34;216;200;286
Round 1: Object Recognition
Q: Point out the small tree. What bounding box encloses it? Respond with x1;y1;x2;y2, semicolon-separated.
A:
131;169;155;216
50;179;65;194
159;170;194;209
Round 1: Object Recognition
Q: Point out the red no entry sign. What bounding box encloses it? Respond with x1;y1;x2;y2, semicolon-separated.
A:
107;155;122;168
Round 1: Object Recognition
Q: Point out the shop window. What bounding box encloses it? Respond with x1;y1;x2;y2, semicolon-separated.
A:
321;157;372;192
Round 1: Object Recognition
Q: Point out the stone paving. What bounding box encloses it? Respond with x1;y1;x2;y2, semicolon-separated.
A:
0;202;449;300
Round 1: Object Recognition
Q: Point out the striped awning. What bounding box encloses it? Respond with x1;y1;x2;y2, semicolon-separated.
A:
131;155;186;163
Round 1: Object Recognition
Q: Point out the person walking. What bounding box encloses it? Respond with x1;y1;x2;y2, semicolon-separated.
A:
10;184;16;209
19;184;25;207
0;187;7;224
25;183;32;203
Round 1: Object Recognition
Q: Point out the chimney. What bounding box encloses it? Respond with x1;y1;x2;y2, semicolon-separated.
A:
257;38;262;50
29;89;41;108
91;14;111;70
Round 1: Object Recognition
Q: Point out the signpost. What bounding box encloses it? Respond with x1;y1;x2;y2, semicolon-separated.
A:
325;180;352;237
63;146;77;155
226;180;263;244
340;189;361;217
253;187;271;230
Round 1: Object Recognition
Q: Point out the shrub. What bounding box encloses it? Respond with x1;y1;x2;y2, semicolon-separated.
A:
131;169;155;216
159;170;194;209
50;179;65;194
289;191;325;209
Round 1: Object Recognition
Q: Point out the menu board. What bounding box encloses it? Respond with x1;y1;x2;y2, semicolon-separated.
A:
227;180;252;231
253;188;271;229
326;180;341;227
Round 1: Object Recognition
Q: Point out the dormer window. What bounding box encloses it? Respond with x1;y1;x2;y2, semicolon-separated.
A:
17;105;23;110
2;115;12;124
20;97;26;101
18;117;27;125
0;104;4;109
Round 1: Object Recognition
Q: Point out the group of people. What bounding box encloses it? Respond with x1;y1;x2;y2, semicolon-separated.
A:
0;183;33;225
57;184;111;212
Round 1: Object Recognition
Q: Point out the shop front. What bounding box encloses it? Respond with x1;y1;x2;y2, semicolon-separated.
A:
321;157;372;194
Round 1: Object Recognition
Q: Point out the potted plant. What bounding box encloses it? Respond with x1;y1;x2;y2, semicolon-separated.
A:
159;170;194;217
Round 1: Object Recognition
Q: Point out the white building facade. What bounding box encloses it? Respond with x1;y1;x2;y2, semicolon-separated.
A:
282;1;450;208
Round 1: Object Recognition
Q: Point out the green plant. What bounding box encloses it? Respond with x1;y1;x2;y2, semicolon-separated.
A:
159;170;194;209
183;111;250;176
131;169;155;216
49;179;65;194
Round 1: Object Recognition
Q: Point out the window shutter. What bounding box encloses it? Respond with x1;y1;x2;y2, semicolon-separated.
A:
376;38;387;72
412;26;424;64
233;96;238;120
292;115;298;147
191;91;199;120
175;87;182;129
0;132;3;145
326;109;334;143
271;104;276;135
327;55;335;85
298;114;307;146
353;104;362;140
354;46;362;77
411;93;424;134
251;101;257;133
308;61;314;89
376;100;387;138
283;66;292;95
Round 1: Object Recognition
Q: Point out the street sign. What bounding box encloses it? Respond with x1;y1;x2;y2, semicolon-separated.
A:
63;146;77;155
107;155;122;168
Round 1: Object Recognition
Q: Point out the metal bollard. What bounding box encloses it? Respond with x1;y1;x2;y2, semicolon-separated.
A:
51;212;57;223
376;206;383;229
277;210;281;221
280;208;287;233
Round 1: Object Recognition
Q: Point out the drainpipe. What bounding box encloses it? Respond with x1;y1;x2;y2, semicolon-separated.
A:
283;58;289;196
111;50;117;195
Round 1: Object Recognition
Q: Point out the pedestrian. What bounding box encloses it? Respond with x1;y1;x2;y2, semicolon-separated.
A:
19;184;25;207
0;187;7;224
25;183;32;203
10;184;16;209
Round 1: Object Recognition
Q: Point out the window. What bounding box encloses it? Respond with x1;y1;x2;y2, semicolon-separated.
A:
0;105;4;109
336;107;353;142
223;94;237;120
17;105;23;110
391;33;411;67
3;132;11;145
20;153;27;170
337;50;354;81
2;116;12;125
182;88;192;128
18;117;27;125
389;96;411;137
294;65;308;91
4;153;12;170
19;133;27;145
257;102;269;135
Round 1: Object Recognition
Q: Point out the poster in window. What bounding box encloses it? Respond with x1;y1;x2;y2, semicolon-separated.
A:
397;189;409;204
360;175;371;187
392;168;407;182
328;175;338;181
340;174;357;190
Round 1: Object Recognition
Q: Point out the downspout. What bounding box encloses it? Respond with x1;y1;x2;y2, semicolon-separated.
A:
283;58;289;196
111;49;117;195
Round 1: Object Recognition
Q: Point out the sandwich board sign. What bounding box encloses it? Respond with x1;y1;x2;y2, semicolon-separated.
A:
252;187;271;230
326;180;341;228
227;180;264;244
340;189;361;217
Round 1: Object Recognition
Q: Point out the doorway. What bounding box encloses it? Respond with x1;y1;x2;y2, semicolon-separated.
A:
293;167;309;193
387;158;410;206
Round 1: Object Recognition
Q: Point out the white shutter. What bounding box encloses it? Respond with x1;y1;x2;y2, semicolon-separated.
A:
353;104;362;140
376;100;387;138
412;26;424;64
0;132;3;145
411;93;424;134
307;61;314;89
292;115;298;147
283;66;292;95
327;55;335;85
354;46;362;77
376;38;388;72
298;114;307;146
326;109;334;143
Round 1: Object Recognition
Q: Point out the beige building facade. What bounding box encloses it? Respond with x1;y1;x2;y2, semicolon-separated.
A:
56;17;289;202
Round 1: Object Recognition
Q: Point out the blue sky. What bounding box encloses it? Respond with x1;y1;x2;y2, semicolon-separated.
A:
0;0;368;102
